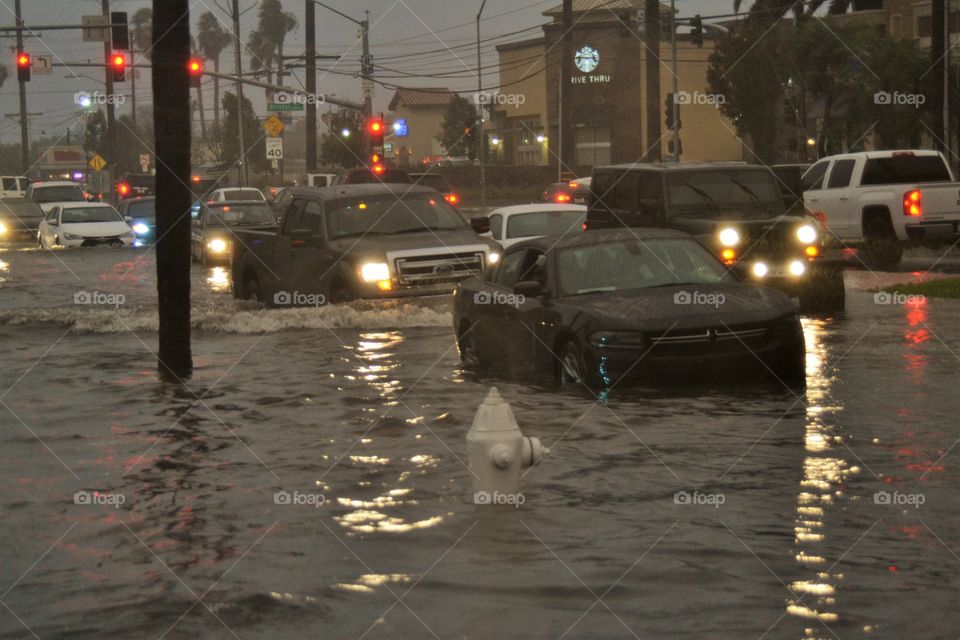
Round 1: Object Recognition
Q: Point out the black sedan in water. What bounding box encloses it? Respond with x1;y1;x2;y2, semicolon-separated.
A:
453;229;805;387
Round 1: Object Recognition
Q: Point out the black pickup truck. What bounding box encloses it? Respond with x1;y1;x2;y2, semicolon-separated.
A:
585;162;845;313
230;185;501;305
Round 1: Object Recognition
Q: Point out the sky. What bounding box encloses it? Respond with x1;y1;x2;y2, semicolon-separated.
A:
0;0;723;145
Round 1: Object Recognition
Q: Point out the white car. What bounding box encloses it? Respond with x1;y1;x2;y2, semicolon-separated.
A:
24;180;88;213
207;187;266;202
478;204;587;248
1;175;31;199
38;202;135;249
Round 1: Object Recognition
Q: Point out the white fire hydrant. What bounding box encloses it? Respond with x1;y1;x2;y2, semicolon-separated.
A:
467;387;546;505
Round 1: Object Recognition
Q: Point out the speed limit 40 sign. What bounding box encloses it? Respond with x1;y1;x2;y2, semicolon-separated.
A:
265;138;283;160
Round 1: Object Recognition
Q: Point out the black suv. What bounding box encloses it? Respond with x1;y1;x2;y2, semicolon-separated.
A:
585;163;844;313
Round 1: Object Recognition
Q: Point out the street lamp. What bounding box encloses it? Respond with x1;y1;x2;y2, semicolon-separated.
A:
477;0;488;213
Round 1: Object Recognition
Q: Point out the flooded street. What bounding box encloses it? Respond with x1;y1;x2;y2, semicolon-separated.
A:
2;246;959;639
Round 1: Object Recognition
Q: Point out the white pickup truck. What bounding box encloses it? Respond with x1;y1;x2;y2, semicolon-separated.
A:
802;150;960;268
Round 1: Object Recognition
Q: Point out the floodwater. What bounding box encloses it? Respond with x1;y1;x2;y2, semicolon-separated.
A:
1;246;959;639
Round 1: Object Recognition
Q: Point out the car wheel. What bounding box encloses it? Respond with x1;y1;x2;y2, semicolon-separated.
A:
458;325;482;369
768;340;806;388
244;275;264;304
861;217;903;270
329;280;354;303
557;340;587;387
799;265;845;315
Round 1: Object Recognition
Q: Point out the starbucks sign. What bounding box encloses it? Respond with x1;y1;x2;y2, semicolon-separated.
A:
574;46;600;73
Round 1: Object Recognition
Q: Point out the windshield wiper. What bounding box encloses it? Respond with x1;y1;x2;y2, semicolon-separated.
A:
573;286;616;295
649;281;703;288
728;177;766;214
677;182;719;211
394;226;453;234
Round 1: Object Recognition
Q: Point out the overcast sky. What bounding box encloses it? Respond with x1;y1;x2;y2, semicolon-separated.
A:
0;0;723;145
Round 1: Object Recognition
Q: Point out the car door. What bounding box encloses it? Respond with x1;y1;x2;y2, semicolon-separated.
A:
473;248;526;364
286;198;334;298
271;198;309;298
801;159;831;210
497;249;551;375
190;206;205;255
40;206;60;246
488;213;503;243
815;158;857;239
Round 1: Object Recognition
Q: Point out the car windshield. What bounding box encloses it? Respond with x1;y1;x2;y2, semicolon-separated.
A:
0;201;44;219
127;200;155;220
556;238;729;296
61;206;123;224
206;203;274;226
665;170;783;218
326;194;466;238
33;185;86;203
221;189;264;200
506;209;585;239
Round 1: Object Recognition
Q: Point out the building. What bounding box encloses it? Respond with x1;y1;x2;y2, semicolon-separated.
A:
386;87;458;167
487;0;745;172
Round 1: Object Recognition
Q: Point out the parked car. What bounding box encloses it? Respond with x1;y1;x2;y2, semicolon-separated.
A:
231;185;500;304
300;172;338;188
191;201;276;266
37;202;135;248
0;198;45;242
207;187;267;202
453;228;805;387
585;162;845;313
472;204;587;248
24;181;88;213
410;173;459;205
331;167;412;185
1;175;31;199
116;196;156;245
802;150;960;268
543;177;591;204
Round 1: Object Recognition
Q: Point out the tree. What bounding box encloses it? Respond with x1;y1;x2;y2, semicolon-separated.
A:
222;91;266;173
196;11;232;130
83;109;109;158
438;95;478;160
320;109;366;168
248;0;297;85
732;0;852;24
129;8;152;129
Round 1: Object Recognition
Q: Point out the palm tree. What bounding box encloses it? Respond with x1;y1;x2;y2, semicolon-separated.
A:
129;8;152;128
247;0;297;86
196;12;233;131
733;0;852;24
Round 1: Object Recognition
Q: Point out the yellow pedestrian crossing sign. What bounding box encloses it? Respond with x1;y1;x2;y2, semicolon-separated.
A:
89;154;107;171
262;115;284;137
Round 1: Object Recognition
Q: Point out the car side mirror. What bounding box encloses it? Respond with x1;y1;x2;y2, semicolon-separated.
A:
470;216;490;234
124;216;134;223
513;280;544;298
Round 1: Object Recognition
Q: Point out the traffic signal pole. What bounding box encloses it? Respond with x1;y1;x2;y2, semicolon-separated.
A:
232;0;249;187
670;0;679;162
644;0;662;162
14;0;29;173
102;0;118;201
305;0;317;172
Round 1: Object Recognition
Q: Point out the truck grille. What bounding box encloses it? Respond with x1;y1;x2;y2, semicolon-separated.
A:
395;252;484;287
742;226;790;258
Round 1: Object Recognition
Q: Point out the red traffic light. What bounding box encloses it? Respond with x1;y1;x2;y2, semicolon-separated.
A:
117;182;131;196
368;119;383;134
17;52;30;68
188;58;203;75
111;53;126;69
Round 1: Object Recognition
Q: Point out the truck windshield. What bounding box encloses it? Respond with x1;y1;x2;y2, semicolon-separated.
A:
665;170;783;218
326;194;467;238
861;155;951;185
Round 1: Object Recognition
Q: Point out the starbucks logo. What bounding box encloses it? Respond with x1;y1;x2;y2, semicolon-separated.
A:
574;46;600;73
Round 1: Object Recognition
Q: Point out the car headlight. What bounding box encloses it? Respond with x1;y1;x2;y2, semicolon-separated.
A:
752;262;768;278
796;224;817;244
788;260;806;276
718;227;740;247
62;231;82;240
487;251;500;265
360;262;390;283
132;223;150;235
0;222;7;235
207;238;228;253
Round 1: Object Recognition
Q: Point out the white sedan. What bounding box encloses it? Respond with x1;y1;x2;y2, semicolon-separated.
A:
207;187;266;202
479;204;587;248
38;202;135;249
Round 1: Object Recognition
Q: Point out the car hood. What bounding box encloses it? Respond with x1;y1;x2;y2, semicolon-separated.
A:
59;221;130;237
327;228;498;256
37;201;86;213
554;282;796;332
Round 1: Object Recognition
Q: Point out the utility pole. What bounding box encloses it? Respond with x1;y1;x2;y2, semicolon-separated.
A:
102;0;118;200
14;0;29;173
305;0;317;172
644;0;662;162
560;0;573;172
932;0;946;153
232;0;248;187
944;0;952;164
670;0;679;162
361;11;372;118
477;0;487;213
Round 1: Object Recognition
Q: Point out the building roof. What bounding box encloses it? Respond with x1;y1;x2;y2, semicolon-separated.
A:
543;0;671;17
388;87;457;111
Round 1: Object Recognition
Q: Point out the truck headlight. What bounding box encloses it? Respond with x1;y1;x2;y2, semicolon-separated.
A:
361;262;390;283
789;260;806;276
207;238;228;253
0;222;7;235
796;224;817;244
752;262;768;278
487;251;500;266
718;227;740;247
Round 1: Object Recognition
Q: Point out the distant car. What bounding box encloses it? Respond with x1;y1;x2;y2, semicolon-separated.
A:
542;178;591;204
116;173;155;199
117;196;156;245
472;204;587;248
208;187;267;202
0;198;45;242
191;200;276;266
300;173;338;188
1;175;31;199
332;167;412;185
24;181;88;213
409;173;459;205
453;228;805;387
37;202;135;248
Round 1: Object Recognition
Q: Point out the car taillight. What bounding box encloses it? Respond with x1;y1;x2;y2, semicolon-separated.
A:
582;222;588;232
117;182;130;196
554;193;572;203
444;193;459;204
903;189;922;216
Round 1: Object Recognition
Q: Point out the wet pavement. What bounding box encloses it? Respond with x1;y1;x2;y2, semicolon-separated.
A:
1;244;959;639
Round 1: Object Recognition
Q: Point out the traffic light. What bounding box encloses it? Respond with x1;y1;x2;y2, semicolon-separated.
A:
16;52;30;82
691;15;704;47
111;12;129;50
367;116;384;148
110;52;127;82
188;58;203;87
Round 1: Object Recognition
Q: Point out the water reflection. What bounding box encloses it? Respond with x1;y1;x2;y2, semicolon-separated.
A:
0;258;8;284
788;319;857;625
205;266;231;293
